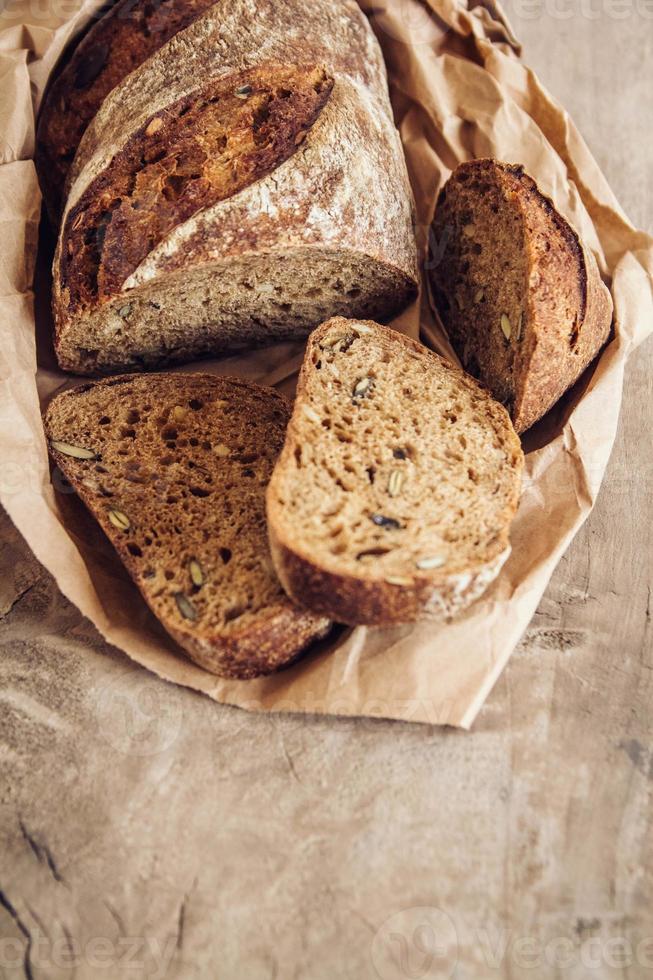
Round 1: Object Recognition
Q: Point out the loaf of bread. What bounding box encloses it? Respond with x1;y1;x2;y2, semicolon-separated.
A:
52;0;418;375
36;0;217;223
44;373;331;677
429;159;613;433
266;318;524;626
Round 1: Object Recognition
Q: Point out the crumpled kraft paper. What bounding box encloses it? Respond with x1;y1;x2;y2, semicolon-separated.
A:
0;0;651;728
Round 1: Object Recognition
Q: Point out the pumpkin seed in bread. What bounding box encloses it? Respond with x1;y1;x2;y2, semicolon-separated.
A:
266;318;524;626
44;373;331;677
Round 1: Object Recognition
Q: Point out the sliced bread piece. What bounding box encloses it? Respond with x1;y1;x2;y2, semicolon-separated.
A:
44;373;331;677
266;318;524;626
429;159;613;433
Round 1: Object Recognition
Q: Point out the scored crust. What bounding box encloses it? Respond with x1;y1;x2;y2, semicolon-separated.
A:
36;0;218;222
429;159;613;433
51;0;418;375
266;317;524;626
44;373;331;678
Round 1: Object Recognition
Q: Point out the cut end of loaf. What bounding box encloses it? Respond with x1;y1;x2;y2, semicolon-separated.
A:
44;373;331;677
429;158;612;433
55;248;417;375
267;317;524;626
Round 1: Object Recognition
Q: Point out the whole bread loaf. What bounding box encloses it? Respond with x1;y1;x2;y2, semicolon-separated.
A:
52;0;418;375
44;373;331;677
429;159;613;433
266;318;524;626
36;0;217;222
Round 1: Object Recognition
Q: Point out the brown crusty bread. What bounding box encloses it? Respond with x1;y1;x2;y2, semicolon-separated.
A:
36;0;216;223
429;159;613;433
44;373;331;678
52;0;418;375
266;318;524;626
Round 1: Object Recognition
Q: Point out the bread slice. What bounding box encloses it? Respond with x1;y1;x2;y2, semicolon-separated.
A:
52;0;418;374
36;0;216;222
429;159;613;433
44;374;331;677
266;318;524;626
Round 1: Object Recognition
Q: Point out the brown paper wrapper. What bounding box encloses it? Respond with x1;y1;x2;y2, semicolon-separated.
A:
1;0;651;728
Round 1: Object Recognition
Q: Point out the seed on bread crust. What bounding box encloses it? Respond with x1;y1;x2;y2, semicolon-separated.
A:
189;559;204;587
108;508;130;530
175;593;198;621
50;440;97;460
500;313;511;340
145;116;164;136
387;470;404;497
416;556;445;570
352;377;373;400
371;514;401;530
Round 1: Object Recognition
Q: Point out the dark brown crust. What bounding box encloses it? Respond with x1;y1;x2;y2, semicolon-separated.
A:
44;373;331;679
430;159;613;433
36;0;217;222
268;533;508;627
59;63;334;313
51;0;418;375
266;318;523;627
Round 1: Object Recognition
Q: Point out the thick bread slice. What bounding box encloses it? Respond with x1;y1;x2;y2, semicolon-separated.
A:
266;318;524;626
36;0;216;222
429;159;613;433
53;0;418;375
44;374;331;677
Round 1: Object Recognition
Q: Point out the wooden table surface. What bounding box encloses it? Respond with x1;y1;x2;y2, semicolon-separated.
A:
1;5;651;979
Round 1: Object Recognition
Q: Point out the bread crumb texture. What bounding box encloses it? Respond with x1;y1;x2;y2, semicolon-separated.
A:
44;373;331;677
267;318;524;625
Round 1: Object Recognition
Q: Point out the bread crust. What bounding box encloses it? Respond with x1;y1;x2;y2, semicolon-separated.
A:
52;0;418;374
269;532;510;627
430;159;613;433
44;374;331;678
267;318;523;627
64;0;390;198
36;0;217;222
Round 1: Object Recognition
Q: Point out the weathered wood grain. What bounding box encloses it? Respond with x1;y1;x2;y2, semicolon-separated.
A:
0;6;651;978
